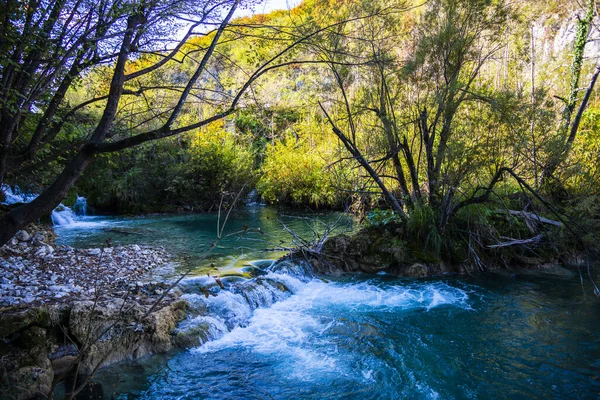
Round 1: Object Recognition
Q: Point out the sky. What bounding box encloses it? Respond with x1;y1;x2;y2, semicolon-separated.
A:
173;0;302;41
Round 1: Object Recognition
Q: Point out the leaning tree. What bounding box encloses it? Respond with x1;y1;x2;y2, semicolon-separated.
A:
0;0;389;245
0;0;252;245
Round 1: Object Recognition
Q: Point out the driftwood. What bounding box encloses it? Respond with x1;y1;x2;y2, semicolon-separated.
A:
487;234;543;249
495;209;563;227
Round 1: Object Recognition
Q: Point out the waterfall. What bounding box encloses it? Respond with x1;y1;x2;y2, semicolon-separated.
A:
176;259;314;345
245;188;265;206
51;196;88;226
73;196;87;216
0;184;38;205
1;184;88;226
51;204;78;226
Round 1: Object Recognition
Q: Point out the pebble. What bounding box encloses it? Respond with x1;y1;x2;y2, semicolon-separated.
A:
0;229;171;308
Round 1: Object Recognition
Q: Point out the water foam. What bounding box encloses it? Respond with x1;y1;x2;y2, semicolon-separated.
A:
185;270;471;389
1;184;38;204
1;184;100;228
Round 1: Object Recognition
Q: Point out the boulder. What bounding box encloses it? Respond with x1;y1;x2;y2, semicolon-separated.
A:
296;227;459;278
0;323;54;400
2;358;54;400
0;298;186;400
68;299;186;374
306;228;407;275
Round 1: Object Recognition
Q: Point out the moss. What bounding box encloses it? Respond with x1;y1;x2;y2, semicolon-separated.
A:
62;190;78;207
0;308;51;339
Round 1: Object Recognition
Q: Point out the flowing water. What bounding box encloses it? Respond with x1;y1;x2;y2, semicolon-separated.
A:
53;206;353;275
49;208;600;399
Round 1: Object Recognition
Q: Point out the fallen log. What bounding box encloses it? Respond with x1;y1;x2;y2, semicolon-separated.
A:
495;209;563;227
487;234;543;249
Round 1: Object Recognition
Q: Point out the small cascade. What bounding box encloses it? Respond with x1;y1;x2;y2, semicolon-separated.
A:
51;204;78;226
176;259;314;345
1;184;38;205
245;188;265;206
1;184;88;227
51;195;88;226
175;258;472;351
73;196;87;216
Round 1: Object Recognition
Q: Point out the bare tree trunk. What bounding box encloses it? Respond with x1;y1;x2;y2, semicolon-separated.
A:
542;64;600;186
402;135;421;201
0;13;142;245
379;111;411;202
541;0;595;186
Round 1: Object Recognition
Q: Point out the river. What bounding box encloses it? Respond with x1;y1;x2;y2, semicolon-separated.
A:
52;206;600;399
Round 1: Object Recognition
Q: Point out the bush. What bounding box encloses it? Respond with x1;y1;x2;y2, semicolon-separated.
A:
78;123;256;213
257;137;341;208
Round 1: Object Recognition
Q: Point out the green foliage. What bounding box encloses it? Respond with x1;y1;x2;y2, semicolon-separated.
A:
7;0;600;264
78;127;255;213
366;209;402;226
257;136;341;208
405;204;443;260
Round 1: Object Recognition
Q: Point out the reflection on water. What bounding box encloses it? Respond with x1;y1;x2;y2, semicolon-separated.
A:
54;206;353;275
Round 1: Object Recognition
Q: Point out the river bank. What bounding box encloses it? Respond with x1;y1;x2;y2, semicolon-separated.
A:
0;226;186;399
291;222;587;278
0;209;594;399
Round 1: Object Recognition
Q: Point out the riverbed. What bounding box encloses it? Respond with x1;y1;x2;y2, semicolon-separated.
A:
53;207;600;399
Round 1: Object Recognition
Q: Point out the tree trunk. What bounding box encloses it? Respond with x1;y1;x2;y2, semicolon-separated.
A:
0;13;141;246
319;102;407;219
0;150;94;245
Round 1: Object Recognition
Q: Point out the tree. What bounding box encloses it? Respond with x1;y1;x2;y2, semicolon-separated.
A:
0;0;247;245
317;0;509;230
540;0;598;190
0;0;380;245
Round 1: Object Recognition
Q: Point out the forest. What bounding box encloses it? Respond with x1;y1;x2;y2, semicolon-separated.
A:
2;0;600;398
2;0;600;266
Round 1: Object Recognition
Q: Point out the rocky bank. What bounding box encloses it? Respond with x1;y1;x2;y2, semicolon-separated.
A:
0;227;187;400
289;225;577;278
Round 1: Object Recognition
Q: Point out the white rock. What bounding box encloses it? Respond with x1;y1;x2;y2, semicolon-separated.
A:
15;230;31;242
49;285;69;292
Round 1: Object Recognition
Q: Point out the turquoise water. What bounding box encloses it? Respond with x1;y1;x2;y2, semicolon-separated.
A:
54;210;600;399
90;270;600;400
54;206;353;275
